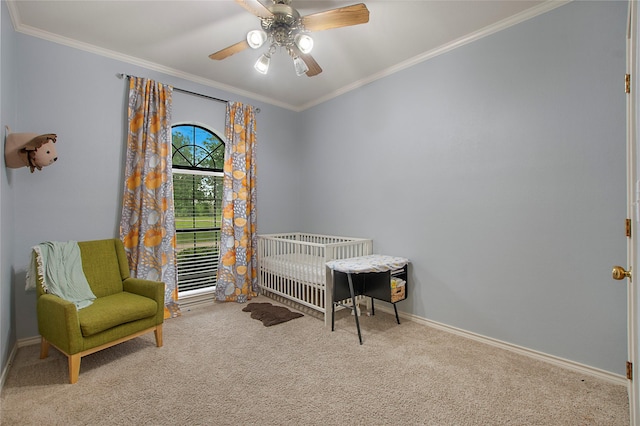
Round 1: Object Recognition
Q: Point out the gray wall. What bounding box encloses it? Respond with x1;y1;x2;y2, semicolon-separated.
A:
2;15;300;346
298;1;628;374
1;0;17;379
171;88;304;233
0;0;629;377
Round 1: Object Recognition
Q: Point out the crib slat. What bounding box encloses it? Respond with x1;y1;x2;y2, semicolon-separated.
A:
257;233;372;324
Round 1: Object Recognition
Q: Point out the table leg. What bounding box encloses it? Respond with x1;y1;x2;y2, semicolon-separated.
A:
370;297;375;316
393;303;401;324
348;273;363;345
331;297;336;331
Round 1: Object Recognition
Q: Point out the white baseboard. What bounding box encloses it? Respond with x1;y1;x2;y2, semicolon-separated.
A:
17;336;41;347
374;305;627;386
1;336;42;396
0;343;18;396
3;307;627;392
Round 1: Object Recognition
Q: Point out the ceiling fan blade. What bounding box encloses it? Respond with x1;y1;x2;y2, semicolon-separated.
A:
291;45;322;77
303;56;322;77
301;3;369;32
235;0;273;19
209;40;250;60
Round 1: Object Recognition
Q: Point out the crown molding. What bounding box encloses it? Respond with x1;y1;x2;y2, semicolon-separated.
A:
6;1;296;111
7;0;571;113
299;0;572;111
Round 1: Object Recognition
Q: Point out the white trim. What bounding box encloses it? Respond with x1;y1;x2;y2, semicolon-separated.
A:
17;336;41;348
5;1;293;111
297;0;572;111
6;0;571;112
0;337;39;395
373;305;627;386
627;1;639;424
179;286;216;298
2;308;626;396
173;168;222;178
0;343;17;396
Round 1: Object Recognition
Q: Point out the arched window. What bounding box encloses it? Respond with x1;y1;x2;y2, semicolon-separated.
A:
172;123;225;297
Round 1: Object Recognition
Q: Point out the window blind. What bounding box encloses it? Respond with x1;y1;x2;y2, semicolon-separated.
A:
173;170;223;294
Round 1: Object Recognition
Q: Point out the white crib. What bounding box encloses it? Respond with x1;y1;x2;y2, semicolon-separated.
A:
257;233;373;325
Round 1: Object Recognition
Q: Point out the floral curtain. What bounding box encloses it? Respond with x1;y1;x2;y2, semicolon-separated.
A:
215;102;258;303
120;76;180;318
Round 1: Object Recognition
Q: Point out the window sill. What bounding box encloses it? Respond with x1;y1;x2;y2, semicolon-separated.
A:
178;288;215;309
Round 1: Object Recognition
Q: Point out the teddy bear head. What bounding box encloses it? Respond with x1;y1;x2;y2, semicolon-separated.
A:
4;131;58;173
28;139;58;171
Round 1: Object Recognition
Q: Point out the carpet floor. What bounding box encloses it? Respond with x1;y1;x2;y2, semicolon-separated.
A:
0;298;630;425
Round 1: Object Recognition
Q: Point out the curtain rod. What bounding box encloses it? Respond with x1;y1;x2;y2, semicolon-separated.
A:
116;73;261;113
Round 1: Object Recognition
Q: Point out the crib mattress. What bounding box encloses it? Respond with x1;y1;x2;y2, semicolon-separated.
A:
260;253;325;285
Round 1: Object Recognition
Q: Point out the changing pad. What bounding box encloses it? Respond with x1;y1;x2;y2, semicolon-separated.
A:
326;254;409;274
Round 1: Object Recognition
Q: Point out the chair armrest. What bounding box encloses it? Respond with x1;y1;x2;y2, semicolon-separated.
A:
123;278;165;324
37;294;83;354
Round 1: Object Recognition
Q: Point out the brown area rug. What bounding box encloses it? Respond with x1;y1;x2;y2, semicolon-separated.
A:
242;302;303;326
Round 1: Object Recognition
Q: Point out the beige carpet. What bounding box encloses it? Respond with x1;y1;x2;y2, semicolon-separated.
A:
0;298;629;425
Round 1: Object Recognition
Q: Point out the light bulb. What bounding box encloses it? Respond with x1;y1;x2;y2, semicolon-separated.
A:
255;54;270;74
295;34;313;54
247;30;267;49
293;56;309;76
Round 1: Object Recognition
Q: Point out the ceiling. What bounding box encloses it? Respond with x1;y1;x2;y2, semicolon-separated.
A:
7;0;563;111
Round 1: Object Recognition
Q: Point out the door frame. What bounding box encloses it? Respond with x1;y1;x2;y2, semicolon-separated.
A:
628;2;638;424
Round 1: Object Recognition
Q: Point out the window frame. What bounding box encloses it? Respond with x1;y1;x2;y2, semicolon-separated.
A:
171;121;226;300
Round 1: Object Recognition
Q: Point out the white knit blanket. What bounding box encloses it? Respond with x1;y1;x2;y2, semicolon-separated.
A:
26;241;96;309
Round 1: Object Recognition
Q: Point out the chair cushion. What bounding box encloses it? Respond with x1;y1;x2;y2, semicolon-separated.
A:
78;292;158;337
78;239;125;297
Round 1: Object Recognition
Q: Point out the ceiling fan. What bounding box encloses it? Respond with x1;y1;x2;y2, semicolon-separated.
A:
209;0;370;77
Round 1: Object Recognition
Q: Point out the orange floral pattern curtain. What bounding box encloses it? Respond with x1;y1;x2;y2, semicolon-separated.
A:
215;102;258;303
120;76;180;318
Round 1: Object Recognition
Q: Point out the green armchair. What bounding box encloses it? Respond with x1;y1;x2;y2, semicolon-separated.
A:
36;238;164;384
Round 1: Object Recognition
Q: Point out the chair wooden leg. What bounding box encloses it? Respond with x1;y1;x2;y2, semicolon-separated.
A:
154;324;163;347
68;353;81;384
39;337;50;359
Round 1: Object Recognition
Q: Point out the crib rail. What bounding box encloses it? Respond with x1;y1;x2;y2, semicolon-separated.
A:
258;233;372;325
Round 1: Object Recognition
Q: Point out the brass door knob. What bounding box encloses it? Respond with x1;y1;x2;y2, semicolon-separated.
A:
612;265;632;281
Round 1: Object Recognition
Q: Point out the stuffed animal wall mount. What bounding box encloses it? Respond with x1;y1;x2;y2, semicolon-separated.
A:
4;127;58;173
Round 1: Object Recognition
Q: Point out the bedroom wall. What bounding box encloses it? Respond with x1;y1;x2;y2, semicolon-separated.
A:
0;0;16;382
3;28;301;341
0;0;629;379
297;1;628;374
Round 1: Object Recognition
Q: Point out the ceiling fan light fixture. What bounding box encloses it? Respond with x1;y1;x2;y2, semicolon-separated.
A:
294;33;313;54
293;56;309;76
211;1;370;78
247;30;267;49
255;53;271;74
